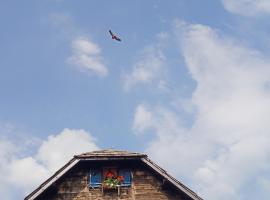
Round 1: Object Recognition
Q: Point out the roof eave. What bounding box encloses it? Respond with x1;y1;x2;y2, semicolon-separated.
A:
24;158;80;200
141;157;203;200
75;155;146;160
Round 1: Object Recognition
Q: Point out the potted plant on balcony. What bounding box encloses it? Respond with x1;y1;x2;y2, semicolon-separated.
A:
103;171;124;189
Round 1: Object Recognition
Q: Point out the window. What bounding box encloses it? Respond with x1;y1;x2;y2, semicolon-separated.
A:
89;170;102;188
89;168;132;188
119;169;132;186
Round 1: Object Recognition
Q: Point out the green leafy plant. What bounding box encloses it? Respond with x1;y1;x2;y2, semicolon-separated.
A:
103;171;124;188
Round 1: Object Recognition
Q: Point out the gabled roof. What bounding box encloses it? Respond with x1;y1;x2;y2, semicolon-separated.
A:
76;149;146;158
25;149;203;200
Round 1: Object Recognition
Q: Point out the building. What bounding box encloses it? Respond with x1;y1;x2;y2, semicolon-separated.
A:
25;150;203;200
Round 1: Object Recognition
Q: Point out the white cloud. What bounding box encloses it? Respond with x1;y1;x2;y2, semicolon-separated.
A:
67;38;108;77
222;0;270;16
47;13;108;78
133;104;154;134
134;20;270;200
133;105;210;177
124;36;167;91
8;157;49;192
0;128;99;198
36;128;98;171
258;177;270;196
0;140;18;200
71;38;101;55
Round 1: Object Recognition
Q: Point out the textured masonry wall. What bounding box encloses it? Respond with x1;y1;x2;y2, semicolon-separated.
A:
37;162;188;200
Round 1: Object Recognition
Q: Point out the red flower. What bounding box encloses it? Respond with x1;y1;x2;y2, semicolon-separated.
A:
106;172;114;178
117;175;124;182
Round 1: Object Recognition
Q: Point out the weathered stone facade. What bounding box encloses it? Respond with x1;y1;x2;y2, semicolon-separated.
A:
36;160;189;200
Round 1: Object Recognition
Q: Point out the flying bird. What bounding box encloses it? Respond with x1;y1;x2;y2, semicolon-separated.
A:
109;30;121;42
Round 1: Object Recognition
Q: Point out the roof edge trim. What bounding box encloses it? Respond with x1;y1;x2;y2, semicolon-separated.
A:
141;158;203;200
25;158;80;200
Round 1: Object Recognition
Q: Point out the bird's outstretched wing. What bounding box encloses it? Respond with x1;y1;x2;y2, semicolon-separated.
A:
109;30;114;37
115;37;121;41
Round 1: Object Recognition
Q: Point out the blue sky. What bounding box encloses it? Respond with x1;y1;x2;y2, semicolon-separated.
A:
1;0;270;199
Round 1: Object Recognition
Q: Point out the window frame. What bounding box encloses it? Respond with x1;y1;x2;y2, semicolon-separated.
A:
89;168;133;188
89;169;102;188
119;169;132;187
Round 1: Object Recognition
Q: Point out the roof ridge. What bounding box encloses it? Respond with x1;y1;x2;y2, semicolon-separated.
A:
75;149;146;158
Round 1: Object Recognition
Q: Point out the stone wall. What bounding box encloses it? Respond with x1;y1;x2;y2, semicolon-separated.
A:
37;161;189;200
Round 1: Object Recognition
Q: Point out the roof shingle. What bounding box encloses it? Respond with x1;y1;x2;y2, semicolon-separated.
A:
75;149;146;158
